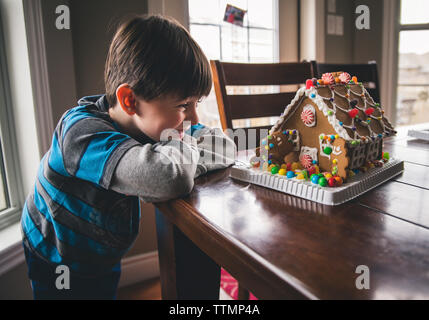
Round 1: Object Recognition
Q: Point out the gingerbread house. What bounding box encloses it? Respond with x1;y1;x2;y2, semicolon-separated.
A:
258;72;396;181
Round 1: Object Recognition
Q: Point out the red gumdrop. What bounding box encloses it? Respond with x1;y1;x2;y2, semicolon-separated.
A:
365;107;375;116
328;177;337;187
308;166;316;176
306;79;314;90
286;163;292;171
348;108;359;118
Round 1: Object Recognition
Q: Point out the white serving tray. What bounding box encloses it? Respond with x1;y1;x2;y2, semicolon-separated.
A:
408;129;429;141
230;159;404;206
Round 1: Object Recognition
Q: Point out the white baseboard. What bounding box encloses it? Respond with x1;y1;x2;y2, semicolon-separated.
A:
0;241;25;277
118;250;160;288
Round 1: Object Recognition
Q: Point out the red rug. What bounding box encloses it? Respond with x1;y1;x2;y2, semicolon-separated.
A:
220;268;258;300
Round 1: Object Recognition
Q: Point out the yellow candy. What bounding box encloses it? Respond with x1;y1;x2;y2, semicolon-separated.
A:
281;164;288;170
265;145;269;150
335;134;339;139
291;162;300;171
278;169;287;176
296;173;305;180
324;173;333;179
314;165;320;174
332;159;338;164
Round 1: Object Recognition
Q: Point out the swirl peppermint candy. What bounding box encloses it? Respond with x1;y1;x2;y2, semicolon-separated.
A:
322;73;335;85
301;105;316;127
339;72;351;83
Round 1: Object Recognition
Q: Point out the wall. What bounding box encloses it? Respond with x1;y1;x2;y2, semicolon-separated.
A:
323;0;384;67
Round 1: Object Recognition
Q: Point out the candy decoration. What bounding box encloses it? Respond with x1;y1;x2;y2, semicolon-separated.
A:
301;106;316;127
334;176;343;186
311;175;320;184
323;146;332;155
310;93;316;99
296;173;305;180
382;152;390;161
350;99;358;107
306;79;314;89
271;166;279;174
324;173;333;179
328;177;336;187
318;177;328;187
322;73;335;85
278;168;287;176
286;171;296;178
312;78;318;86
352;76;358;83
339;72;351;83
300;154;313;169
269;143;274;148
365;107;375;116
348;108;359;118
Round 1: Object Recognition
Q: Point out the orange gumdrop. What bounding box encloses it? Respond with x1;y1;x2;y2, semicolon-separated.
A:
352;76;358;83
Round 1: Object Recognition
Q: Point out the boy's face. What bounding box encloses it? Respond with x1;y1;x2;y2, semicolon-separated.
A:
133;94;200;142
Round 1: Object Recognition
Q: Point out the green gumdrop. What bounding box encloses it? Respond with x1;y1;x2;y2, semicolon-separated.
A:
318;177;328;187
383;152;390;160
271;166;280;174
323;146;333;155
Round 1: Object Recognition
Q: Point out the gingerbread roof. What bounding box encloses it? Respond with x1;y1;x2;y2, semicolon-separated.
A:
270;73;396;145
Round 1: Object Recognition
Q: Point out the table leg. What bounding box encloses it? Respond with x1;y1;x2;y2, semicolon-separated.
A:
155;209;220;300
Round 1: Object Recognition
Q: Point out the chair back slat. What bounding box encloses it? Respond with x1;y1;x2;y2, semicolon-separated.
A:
228;92;296;119
221;62;316;86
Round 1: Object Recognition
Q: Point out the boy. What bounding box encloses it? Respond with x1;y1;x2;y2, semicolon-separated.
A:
21;15;236;299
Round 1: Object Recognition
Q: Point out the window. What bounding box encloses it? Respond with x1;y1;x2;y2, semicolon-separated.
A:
188;0;279;128
396;0;429;126
0;12;24;230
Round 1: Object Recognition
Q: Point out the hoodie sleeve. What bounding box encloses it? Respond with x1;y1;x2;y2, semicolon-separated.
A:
109;137;200;203
189;124;237;178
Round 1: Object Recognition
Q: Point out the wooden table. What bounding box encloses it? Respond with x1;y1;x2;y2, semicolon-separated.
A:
154;127;429;300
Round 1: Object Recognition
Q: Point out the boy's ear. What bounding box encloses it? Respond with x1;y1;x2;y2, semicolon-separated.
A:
116;84;136;115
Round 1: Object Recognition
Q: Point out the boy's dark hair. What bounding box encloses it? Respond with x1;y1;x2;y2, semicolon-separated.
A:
105;15;212;106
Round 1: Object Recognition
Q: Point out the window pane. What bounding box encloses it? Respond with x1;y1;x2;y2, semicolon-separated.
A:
189;24;221;60
398;31;429;85
247;0;275;28
249;29;274;62
397;30;429;126
396;85;429;125
221;24;248;62
400;0;429;25
189;0;222;24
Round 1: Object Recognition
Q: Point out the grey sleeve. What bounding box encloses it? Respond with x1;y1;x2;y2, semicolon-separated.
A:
190;126;237;178
110;139;200;203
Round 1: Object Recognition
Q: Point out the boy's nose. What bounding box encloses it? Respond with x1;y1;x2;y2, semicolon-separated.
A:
186;104;199;126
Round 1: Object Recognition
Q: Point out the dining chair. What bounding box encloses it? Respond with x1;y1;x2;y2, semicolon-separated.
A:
316;61;381;103
210;60;318;150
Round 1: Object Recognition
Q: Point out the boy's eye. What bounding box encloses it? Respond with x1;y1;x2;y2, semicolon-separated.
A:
177;103;189;109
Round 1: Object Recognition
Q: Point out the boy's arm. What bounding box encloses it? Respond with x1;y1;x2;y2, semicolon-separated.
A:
189;124;237;178
110;138;200;203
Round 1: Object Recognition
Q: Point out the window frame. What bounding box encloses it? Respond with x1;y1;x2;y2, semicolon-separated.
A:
0;11;25;230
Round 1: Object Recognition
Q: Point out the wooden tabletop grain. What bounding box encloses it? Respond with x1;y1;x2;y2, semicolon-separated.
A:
155;126;429;300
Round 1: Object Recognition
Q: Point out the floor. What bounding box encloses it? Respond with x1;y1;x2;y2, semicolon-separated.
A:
117;277;232;300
